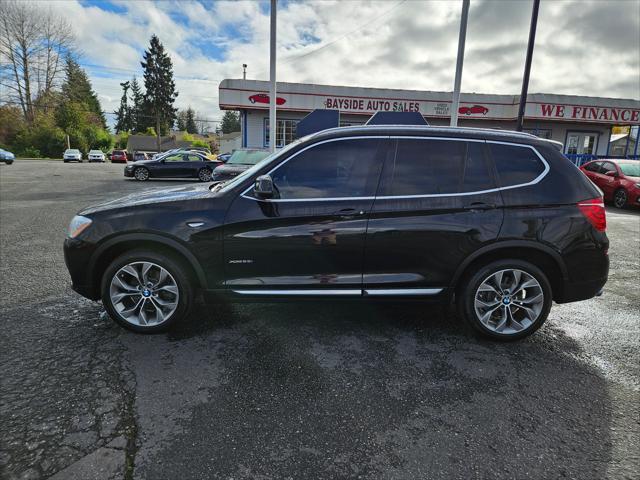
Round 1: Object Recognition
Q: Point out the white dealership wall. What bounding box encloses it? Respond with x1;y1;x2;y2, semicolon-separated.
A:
219;79;640;155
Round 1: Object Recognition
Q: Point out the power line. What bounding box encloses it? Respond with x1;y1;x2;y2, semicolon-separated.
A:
79;62;222;84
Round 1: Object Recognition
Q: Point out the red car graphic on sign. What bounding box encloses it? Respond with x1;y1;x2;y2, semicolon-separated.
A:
249;93;286;105
459;105;489;115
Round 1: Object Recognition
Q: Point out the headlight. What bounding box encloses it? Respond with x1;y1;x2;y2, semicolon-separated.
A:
68;215;92;238
635;183;640;189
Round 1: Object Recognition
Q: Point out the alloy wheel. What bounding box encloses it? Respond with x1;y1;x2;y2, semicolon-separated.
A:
614;189;627;208
109;261;179;326
199;168;212;182
134;168;149;181
474;268;544;335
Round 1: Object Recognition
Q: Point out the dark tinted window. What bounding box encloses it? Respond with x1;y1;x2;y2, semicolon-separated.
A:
382;139;494;195
270;139;383;199
489;143;545;187
600;162;617;175
584;161;602;172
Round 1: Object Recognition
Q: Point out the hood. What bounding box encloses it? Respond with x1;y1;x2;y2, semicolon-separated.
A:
212;163;251;181
126;159;157;166
79;184;213;215
626;175;640;183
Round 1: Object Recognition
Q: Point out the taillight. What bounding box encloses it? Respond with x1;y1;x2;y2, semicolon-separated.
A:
578;197;606;232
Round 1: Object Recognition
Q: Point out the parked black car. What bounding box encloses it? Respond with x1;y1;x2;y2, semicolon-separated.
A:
124;151;222;181
211;149;270;183
65;125;608;339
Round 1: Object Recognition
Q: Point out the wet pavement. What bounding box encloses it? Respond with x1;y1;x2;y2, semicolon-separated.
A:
1;161;638;479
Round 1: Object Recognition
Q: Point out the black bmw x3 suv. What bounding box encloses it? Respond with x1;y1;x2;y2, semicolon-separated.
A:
64;125;608;340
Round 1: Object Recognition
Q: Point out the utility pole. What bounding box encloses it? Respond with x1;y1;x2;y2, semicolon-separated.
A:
450;0;470;127
516;0;540;131
269;0;277;153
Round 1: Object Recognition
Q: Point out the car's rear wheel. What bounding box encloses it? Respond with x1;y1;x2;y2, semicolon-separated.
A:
134;167;149;181
198;168;212;182
101;250;194;333
458;259;552;341
613;188;627;209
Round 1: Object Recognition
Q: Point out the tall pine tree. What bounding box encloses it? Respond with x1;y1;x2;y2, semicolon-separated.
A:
221;111;240;134
61;57;106;128
129;76;144;133
185;107;197;134
140;35;178;150
114;80;131;134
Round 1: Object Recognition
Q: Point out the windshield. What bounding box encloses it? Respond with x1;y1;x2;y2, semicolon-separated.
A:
227;150;270;165
214;139;304;193
66;149;79;154
618;162;640;177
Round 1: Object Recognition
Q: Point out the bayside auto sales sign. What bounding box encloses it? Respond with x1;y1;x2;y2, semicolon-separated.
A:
219;80;640;124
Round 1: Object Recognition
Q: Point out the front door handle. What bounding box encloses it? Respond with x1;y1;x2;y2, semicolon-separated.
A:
465;202;496;211
333;208;365;216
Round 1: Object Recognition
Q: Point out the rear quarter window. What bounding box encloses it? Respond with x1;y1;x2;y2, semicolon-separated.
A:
382;139;495;196
488;143;546;187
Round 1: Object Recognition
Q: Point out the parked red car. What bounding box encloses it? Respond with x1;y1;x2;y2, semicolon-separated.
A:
110;149;128;163
580;159;640;208
249;93;286;105
458;105;489;115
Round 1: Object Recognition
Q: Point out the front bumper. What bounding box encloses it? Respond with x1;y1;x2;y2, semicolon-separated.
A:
124;167;135;177
64;237;100;300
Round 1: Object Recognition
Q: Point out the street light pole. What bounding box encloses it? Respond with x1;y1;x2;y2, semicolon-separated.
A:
269;0;277;153
516;0;540;131
450;0;470;127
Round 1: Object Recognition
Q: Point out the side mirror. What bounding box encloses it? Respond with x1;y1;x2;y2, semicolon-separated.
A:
254;174;274;198
605;170;617;177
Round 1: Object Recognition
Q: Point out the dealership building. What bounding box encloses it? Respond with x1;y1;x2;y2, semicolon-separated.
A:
219;79;640;159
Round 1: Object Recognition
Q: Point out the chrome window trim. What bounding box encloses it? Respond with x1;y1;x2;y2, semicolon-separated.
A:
240;136;550;203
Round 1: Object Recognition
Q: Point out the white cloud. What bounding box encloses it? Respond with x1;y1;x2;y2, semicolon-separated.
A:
46;0;640;129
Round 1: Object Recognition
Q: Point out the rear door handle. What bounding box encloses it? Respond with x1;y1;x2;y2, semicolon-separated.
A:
465;202;496;211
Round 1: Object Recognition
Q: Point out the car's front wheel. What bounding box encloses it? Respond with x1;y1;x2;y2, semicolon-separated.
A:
198;167;212;182
134;167;149;181
101;250;194;333
613;188;627;209
458;259;552;340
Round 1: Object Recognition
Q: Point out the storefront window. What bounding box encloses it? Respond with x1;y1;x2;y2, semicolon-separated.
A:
523;128;552;139
566;132;597;155
264;119;299;148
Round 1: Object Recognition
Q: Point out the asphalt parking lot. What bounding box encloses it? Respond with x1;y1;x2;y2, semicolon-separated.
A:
1;160;639;480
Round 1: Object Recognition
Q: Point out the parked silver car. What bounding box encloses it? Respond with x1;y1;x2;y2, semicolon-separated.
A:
63;149;83;163
88;150;105;162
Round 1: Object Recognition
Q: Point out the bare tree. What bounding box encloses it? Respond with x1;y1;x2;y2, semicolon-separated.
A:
0;1;74;123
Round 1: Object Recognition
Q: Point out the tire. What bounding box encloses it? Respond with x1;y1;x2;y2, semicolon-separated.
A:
134;167;149;181
101;249;194;333
457;259;552;341
198;167;212;182
63;160;69;163
613;188;627;209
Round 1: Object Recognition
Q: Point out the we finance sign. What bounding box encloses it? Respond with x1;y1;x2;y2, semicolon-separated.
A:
534;103;640;124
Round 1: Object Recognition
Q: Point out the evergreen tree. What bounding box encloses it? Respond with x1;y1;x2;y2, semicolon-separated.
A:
176;109;187;131
140;35;178;149
129;77;144;133
61;57;106;128
114;80;131;134
185;107;197;134
221;111;240;134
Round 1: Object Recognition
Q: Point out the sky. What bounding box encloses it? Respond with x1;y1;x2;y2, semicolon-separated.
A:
47;0;640;129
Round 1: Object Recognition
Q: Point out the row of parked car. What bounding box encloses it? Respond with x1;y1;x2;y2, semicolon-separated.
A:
123;148;270;183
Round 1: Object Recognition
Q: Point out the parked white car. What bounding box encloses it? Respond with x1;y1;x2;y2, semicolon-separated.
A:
63;149;82;163
88;150;105;162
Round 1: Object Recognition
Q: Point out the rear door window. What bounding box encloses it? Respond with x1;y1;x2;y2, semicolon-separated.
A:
488;143;546;187
380;139;495;196
584;161;602;172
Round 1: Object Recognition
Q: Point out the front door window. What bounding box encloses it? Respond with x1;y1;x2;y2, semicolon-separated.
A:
566;133;598;155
